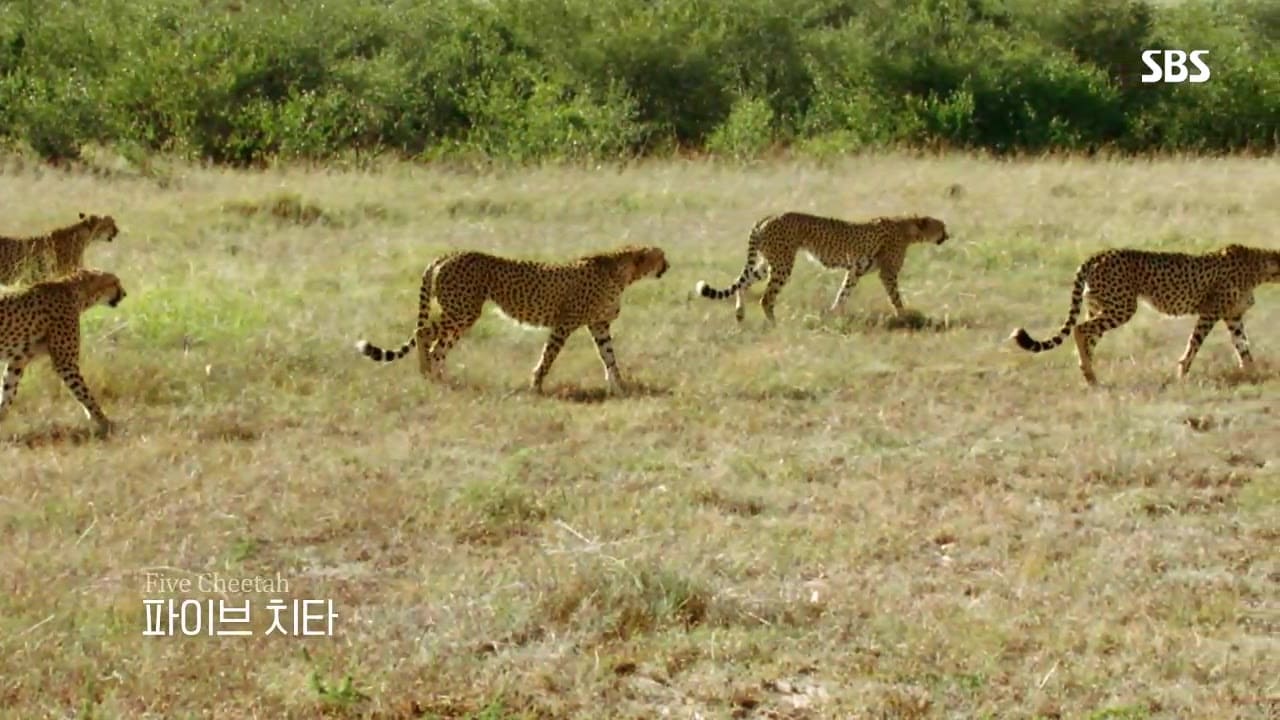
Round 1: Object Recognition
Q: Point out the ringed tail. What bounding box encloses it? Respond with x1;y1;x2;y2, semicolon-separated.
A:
355;337;415;363
695;215;773;300
355;258;442;363
1011;259;1091;353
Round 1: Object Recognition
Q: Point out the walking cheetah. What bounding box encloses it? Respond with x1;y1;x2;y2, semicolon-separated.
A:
695;212;950;324
0;268;127;436
0;213;120;286
356;245;669;394
1011;244;1280;384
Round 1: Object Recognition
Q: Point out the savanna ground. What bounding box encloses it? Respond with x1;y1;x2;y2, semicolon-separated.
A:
0;153;1276;719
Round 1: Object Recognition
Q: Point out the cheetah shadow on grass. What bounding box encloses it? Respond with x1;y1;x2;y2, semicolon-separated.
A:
542;379;673;405
1155;361;1278;392
8;424;109;447
1082;360;1277;396
1217;364;1278;387
194;419;262;443
805;308;977;335
731;386;828;403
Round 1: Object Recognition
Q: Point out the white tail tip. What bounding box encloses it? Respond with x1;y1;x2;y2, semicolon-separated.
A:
355;340;369;352
694;281;708;294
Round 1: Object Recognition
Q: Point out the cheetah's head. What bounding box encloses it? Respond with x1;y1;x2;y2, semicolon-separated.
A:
82;270;127;308
647;247;671;279
1265;249;1280;282
914;216;949;245
1229;245;1280;282
621;245;670;281
78;212;120;243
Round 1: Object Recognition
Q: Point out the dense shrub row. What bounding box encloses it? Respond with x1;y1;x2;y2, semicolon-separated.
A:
0;0;1276;164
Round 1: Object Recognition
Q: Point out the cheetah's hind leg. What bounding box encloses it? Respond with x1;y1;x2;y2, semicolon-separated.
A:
1176;315;1219;379
734;264;769;323
0;357;31;426
414;320;447;378
531;326;573;394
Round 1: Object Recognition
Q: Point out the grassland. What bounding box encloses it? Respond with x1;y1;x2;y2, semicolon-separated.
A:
0;153;1276;719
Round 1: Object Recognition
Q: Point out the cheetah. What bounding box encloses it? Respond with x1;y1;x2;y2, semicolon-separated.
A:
356;245;669;394
695;212;950;324
0;213;120;286
1011;244;1280;385
0;268;127;436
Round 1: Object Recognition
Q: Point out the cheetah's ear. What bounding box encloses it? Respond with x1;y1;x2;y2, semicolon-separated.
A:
79;212;87;220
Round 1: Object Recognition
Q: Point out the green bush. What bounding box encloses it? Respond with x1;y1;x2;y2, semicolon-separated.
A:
706;97;777;160
0;0;1274;164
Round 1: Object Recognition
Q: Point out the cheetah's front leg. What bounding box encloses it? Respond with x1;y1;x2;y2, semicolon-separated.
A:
1222;291;1258;373
531;326;573;393
589;321;625;396
53;362;113;436
46;336;113;435
1177;315;1219;379
878;269;906;316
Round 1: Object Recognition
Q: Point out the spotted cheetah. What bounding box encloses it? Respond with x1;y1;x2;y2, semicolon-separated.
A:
695;212;950;324
1011;244;1280;384
0;268;127;436
356;245;669;394
0;213;120;286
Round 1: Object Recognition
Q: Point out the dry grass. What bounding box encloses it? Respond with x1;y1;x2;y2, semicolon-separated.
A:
0;153;1276;720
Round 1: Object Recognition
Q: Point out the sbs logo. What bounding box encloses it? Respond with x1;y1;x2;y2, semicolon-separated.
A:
1140;50;1211;84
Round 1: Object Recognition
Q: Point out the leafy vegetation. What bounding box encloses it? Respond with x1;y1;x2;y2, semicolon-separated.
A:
1;0;1276;164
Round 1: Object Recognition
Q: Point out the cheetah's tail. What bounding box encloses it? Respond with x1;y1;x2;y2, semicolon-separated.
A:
1010;260;1089;353
355;337;415;363
695;215;774;300
355;257;442;364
